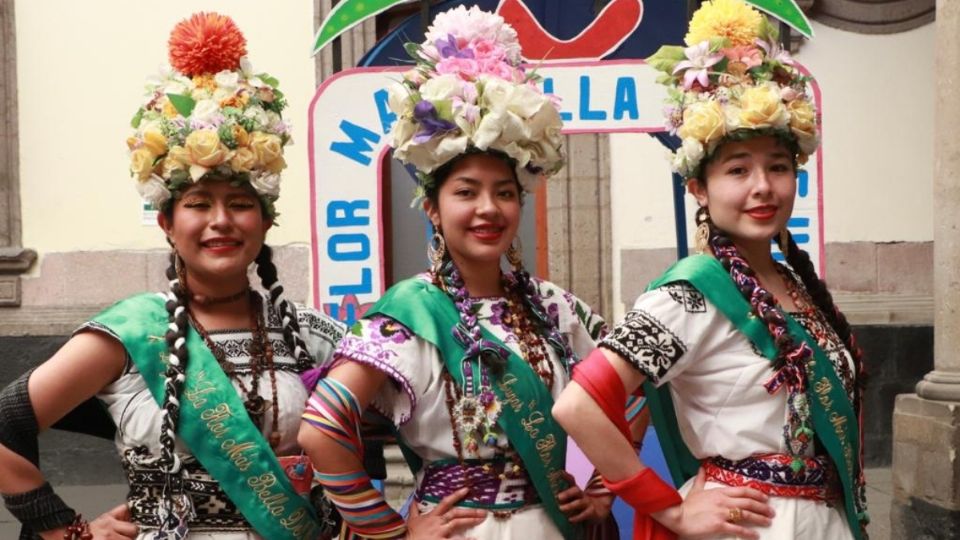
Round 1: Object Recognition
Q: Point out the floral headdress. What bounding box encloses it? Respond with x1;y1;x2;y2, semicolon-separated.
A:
386;6;565;200
128;13;291;218
648;0;819;178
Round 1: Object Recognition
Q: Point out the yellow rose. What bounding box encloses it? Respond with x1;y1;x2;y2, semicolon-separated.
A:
678;101;726;144
264;156;287;174
230;147;257;173
787;99;816;139
126;136;139;151
166;145;191;166
738;85;788;129
130;148;156;182
142;127;168;156
232;125;250;147
185;129;230;167
249;132;283;168
158;157;185;178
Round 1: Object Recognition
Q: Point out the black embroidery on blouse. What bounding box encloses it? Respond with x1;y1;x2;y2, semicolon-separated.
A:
599;309;687;384
663;282;707;313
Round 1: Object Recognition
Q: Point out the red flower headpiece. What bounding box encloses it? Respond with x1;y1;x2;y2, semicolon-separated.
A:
168;12;247;77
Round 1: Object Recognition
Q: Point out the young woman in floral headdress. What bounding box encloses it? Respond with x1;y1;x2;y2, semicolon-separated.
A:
554;1;869;539
297;6;637;540
0;13;347;540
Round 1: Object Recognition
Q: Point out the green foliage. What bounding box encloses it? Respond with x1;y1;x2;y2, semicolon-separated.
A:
166;93;196;118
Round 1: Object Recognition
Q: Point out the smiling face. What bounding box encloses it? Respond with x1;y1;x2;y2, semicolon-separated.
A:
425;153;522;276
689;136;797;253
158;179;272;291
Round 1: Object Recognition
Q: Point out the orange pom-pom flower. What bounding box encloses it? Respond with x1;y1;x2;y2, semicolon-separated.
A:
168;12;247;77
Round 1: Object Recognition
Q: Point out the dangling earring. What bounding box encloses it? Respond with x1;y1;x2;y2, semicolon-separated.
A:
427;230;446;275
778;228;791;253
694;207;711;255
506;237;523;271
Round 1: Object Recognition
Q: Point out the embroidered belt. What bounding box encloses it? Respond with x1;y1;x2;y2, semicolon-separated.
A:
703;453;841;502
415;458;540;512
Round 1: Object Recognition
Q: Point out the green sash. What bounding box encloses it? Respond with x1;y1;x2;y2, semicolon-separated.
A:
92;293;321;540
366;279;580;540
641;255;864;539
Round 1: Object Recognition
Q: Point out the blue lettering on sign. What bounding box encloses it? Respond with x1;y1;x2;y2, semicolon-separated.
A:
542;78;573;122
330;120;381;166
373;89;396;135
325;200;374;323
613;77;639;120
579;76;607;121
797;169;809;198
328;234;370;261
772;216;812;261
327;200;370;227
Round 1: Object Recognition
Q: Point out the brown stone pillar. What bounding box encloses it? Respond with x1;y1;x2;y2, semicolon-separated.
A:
891;0;960;537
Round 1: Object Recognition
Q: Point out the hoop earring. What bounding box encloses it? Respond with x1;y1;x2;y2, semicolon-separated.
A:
506;237;523;271
694;207;711;255
428;231;446;274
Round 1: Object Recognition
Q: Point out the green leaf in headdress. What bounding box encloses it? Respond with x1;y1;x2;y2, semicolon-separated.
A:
166;94;196;118
646;45;687;74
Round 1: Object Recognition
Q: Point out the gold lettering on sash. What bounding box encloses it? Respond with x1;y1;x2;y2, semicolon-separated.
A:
497;374;524;413
522;411;545;438
248;473;291;517
220;439;255;472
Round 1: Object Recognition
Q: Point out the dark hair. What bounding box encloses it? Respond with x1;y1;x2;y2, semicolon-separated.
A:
425;148;523;206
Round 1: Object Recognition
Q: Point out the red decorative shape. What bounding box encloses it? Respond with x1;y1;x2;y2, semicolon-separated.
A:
168;12;247;77
496;0;643;61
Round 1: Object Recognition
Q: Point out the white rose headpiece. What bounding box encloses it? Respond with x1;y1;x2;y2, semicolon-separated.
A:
127;12;291;217
648;0;819;178
386;6;565;199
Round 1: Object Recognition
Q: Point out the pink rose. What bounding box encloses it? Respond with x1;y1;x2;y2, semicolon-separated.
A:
723;46;763;69
436;56;480;81
471;38;506;63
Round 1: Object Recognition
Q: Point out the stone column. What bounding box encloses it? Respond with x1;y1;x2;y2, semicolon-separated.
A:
891;0;960;537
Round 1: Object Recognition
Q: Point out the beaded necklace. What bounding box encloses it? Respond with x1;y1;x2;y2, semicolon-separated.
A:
188;292;282;449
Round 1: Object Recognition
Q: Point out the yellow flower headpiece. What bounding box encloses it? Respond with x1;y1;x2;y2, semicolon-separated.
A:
127;13;291;217
648;0;819;178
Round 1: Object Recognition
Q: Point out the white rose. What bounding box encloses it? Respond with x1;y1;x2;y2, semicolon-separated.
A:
472;110;506;149
250;173;282;198
136;175;172;207
419;74;462;101
191;99;221;123
214;70;240;90
397;134;468;173
504;84;544;118
681;137;705;165
479;77;513;112
387;82;414;117
390;117;417;148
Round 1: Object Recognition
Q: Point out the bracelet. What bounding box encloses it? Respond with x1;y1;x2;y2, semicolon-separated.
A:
2;482;76;533
63;514;92;540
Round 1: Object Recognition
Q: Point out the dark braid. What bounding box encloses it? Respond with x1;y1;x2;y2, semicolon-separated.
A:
781;232;866;387
159;252;190;474
506;268;577;373
255;245;313;372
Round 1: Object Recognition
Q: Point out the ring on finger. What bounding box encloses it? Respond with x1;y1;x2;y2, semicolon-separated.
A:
727;507;743;523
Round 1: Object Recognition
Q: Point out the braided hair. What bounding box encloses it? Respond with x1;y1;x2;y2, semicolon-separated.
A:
159;252;189;475
254;245;314;372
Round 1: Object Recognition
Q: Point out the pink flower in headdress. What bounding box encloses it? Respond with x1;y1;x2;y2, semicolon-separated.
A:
673;41;724;90
756;38;795;65
436;56;480;81
471;38;507;63
723;45;763;68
